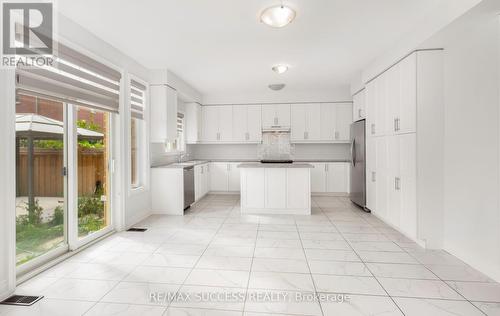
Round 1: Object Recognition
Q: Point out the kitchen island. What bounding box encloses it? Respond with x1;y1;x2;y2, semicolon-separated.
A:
238;162;313;215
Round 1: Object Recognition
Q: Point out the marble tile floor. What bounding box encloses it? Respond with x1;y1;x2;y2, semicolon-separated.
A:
1;194;499;316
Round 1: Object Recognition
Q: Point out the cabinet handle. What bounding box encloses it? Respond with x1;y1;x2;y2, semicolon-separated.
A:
371;123;376;135
324;164;327;172
372;171;376;182
395;177;401;190
394;118;398;132
396;118;400;131
325;164;329;172
358;109;362;118
201;166;204;174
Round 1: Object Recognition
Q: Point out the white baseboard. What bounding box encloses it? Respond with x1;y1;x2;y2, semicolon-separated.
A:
207;191;240;195
312;192;348;197
125;210;153;229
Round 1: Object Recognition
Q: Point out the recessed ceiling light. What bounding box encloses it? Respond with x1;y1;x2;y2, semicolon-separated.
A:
260;4;296;28
272;64;289;74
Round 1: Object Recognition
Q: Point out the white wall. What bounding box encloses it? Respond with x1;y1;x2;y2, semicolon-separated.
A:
419;0;500;281
188;143;350;162
203;86;352;105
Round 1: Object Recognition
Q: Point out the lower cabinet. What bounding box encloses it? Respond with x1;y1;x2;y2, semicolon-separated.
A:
209;162;241;192
310;162;350;193
194;163;210;201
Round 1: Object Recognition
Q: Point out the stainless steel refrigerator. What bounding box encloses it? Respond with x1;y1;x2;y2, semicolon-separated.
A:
350;119;367;210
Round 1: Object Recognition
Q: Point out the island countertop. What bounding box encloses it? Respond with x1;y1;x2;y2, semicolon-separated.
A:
237;162;314;169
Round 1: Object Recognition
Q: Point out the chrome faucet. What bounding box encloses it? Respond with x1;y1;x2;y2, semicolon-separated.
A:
178;153;189;163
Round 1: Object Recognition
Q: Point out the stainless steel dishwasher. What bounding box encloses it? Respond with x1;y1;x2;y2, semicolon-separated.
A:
183;166;195;210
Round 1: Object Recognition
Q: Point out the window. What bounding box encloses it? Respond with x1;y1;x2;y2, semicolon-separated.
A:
130;78;147;190
165;112;185;152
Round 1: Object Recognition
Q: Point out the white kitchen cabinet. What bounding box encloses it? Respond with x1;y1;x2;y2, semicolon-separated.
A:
150;84;178;143
262;104;290;128
242;168;265;209
195;163;210;201
364;49;443;246
291;104;321;142
265;169;287;209
202;106;219;142
186;102;202;144
352;89;366;120
326;163;348;193
233;105;262;142
202;106;233;142
320;103;352;142
228;163;241;191
398;53;417;134
310;163;327;193
209;162;228;191
365;136;376;211
335;103;353;141
287;168;310;209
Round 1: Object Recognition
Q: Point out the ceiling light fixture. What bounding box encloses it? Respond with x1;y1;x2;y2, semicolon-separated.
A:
272;64;289;74
268;83;286;91
260;3;296;28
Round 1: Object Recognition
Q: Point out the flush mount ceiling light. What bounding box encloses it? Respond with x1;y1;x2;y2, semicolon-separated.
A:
268;83;286;91
260;4;296;28
272;64;289;74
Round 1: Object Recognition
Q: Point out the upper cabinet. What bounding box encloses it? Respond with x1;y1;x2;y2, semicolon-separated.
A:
352;89;366;121
232;105;262;143
185;102;202;144
262;104;291;128
150;84;178;143
201;106;233;142
291;103;352;143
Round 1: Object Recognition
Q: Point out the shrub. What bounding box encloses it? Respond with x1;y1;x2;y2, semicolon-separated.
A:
24;199;44;225
51;206;64;225
78;195;104;218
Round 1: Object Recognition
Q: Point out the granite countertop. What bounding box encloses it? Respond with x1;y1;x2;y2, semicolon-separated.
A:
237;162;314;169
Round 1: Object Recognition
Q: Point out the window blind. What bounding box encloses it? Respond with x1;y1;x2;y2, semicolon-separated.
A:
130;79;147;120
15;41;122;113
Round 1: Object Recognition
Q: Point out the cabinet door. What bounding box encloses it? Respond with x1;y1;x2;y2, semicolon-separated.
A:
275;104;291;127
326;163;348;193
375;73;387;137
375;137;388;220
185;103;200;144
291;104;306;141
335;103;353;141
165;86;178;142
265;169;287;209
365;82;377;137
353;90;366;120
399;53;417;134
242;169;265;209
209;163;228;191
320;103;336;141
228;163;241;191
386;135;401;227
310;163;326;193
386;65;400;136
307;104;322;140
287;169;310;209
194;165;202;201
399;133;417;238
217;106;233;142
262;105;276;128
232;105;247;142
204;163;210;195
247;105;262;142
202;106;219;142
365;137;376;211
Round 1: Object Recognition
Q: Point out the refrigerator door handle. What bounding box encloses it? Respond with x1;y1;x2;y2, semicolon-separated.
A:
350;139;356;167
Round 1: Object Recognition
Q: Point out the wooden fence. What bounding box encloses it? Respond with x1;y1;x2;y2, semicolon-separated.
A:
16;148;106;197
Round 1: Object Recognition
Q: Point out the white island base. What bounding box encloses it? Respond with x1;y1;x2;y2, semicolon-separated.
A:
238;163;313;215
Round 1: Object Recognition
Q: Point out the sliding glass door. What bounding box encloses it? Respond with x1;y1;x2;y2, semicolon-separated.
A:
16;93;114;273
15;94;68;267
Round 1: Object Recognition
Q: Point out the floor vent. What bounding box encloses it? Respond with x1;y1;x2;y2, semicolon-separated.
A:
127;228;147;232
0;295;43;306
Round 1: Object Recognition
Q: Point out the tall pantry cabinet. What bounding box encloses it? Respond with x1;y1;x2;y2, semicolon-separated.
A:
365;49;444;248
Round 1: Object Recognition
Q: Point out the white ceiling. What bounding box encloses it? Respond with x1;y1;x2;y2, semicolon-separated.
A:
57;0;477;97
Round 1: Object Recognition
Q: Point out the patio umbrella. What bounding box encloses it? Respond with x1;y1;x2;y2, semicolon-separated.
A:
15;113;103;212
